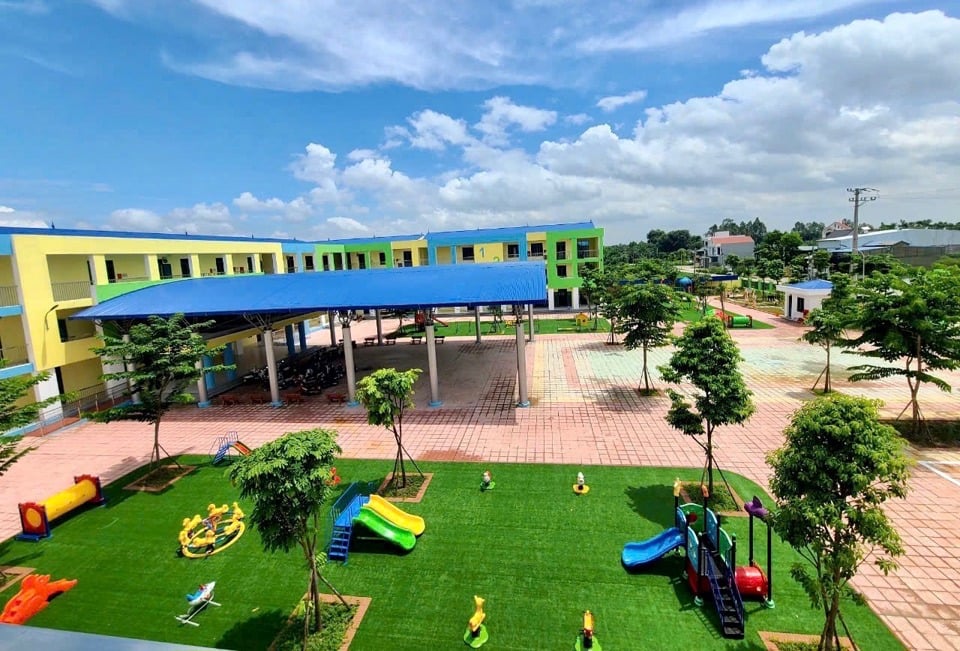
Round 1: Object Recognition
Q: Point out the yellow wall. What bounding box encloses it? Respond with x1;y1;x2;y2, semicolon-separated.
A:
526;231;546;241
418;247;428;265
0;315;27;359
391;240;425;267
0;257;15;287
436;246;452;264
60;357;105;394
107;254;148;281
46;254;89;283
198;253;224;276
473;242;506;263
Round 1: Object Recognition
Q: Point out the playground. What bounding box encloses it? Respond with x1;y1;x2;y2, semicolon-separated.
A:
0;458;903;650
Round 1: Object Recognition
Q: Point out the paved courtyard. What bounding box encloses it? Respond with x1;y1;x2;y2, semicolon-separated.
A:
3;305;960;650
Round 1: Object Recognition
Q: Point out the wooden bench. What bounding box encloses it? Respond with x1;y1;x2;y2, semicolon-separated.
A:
220;395;243;406
326;392;348;404
435;335;445;344
284;392;305;404
363;336;377;346
384;336;397;346
410;335;423;345
249;394;271;405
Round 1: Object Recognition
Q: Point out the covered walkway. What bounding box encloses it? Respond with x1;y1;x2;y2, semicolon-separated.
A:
75;262;547;408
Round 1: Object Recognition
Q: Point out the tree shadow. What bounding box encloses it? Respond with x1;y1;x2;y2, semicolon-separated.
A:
216;608;288;651
624;483;676;522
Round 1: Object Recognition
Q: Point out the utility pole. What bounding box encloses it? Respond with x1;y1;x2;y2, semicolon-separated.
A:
846;187;878;274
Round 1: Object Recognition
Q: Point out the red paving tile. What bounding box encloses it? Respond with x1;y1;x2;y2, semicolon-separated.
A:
2;312;959;649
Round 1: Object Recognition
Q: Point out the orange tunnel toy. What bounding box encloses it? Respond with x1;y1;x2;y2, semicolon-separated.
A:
17;474;105;541
0;574;77;624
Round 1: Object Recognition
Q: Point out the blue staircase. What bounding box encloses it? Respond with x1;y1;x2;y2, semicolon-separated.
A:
326;482;372;564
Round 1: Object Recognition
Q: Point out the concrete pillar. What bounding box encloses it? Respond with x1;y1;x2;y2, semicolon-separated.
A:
547;289;555;311
572;287;581;310
262;329;282;407
35;374;64;422
202;354;215;390
144;254;160;280
224;342;237;381
285;325;296;356
375;309;383;345
342;323;358;406
527;303;535;342
328;311;337;346
298;321;308;351
474;307;481;343
196;361;211;407
426;322;442;407
515;317;530;407
188;254;201;278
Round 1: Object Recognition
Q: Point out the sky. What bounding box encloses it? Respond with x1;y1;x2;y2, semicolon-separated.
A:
1;1;959;244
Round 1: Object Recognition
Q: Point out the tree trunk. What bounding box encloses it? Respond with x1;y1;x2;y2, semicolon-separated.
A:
911;336;923;434
824;344;832;393
152;420;162;467
819;592;842;651
706;423;714;497
639;345;652;393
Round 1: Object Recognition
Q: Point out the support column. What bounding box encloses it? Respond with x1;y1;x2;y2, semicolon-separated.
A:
572;287;581;310
426;321;442;407
262;328;282;407
202;354;215;390
35;374;64;422
328;311;337;346
515;311;530;408
224;343;237;381
196;361;211;408
527;303;535;342
123;334;140;404
284;325;296;356
298;321;308;351
341;320;359;406
474;307;482;344
547;289;555;311
375;309;383;345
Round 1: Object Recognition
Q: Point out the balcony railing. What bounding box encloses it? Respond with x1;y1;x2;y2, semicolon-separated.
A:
577;249;600;258
0;285;18;306
527;251;545;260
555;251;570;260
0;345;28;366
506;252;521;259
51;280;93;301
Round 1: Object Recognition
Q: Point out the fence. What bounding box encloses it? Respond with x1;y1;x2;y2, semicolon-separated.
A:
51;280;93;301
0;285;18;306
0;345;28;366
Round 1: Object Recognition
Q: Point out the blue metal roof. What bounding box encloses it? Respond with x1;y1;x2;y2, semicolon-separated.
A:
787;279;833;290
0;225;310;245
74;261;548;320
427;221;596;243
321;233;424;245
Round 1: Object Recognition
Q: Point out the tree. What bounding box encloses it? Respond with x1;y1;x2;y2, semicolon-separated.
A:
228;429;348;645
659;318;755;495
758;258;784;301
356;368;424;488
768;395;908;651
0;365;64;477
792;220;826;243
812;249;832;278
620;282;681;394
724;253;741;274
92;314;232;466
802;274;854;393
843;265;960;434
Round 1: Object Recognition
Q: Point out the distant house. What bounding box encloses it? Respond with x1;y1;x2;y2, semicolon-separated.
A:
816;228;960;267
699;231;755;267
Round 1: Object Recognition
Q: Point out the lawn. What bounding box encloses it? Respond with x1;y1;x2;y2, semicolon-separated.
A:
0;459;902;650
392;316;610;337
677;304;774;329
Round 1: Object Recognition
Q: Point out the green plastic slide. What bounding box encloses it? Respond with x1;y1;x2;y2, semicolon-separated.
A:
353;506;417;551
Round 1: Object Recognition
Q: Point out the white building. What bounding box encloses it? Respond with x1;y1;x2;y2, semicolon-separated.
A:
699;231;755;267
817;228;960;252
775;279;833;321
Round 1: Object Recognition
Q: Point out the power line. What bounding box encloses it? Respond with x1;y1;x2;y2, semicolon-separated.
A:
847;187;878;274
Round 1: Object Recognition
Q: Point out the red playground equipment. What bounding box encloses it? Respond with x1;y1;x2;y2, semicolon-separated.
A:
415;310;449;329
738;496;774;607
17;474;105;541
0;574;77;624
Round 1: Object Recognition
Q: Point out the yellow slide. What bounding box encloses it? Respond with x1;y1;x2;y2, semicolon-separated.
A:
365;494;425;536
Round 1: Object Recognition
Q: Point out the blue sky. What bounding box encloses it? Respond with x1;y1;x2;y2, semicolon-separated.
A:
1;1;959;243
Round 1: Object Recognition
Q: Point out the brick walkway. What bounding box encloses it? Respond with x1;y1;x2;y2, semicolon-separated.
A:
3;311;959;649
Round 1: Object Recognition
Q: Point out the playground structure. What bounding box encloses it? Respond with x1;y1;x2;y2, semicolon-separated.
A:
175;582;220;627
573;471;590;495
211;431;253;464
739;496;774;606
327;482;426;563
17;474;105;541
575;610;601;651
178;502;246;558
463;595;488;648
0;574;77;624
727;314;754;328
480;470;495;491
415;310;449;330
621;478;775;640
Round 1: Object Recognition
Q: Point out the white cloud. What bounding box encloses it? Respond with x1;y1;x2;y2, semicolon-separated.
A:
233;191;285;212
325;216;370;234
347;148;377;161
565;113;592;125
596;90;647;112
474;96;557;145
406;110;473;151
108;203;237;235
0;205;47;228
290;143;337;183
0;205;14;213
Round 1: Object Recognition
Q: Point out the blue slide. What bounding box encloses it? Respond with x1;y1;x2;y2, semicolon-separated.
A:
621;528;685;568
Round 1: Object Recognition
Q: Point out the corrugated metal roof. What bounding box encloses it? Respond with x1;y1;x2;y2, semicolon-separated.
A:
427;221;596;242
0;225;310;245
787;280;833;290
74;261;548;320
710;235;754;244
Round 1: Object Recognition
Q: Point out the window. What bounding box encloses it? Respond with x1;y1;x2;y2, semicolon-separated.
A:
462;246;475;261
215;257;225;275
247;256;255;273
286;255;296;273
304;255;315;271
555;241;568;260
577;238;594;258
507;243;520;259
357;254;366;269
379;252;387;266
557;265;568;278
403;251;413;267
529;242;544;257
322;255;330;271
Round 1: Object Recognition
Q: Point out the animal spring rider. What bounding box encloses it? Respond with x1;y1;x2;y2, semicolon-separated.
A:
179;502;246;558
573;471;590;495
575;610;602;650
175;582;219;627
463;595;488;648
480;470;495;491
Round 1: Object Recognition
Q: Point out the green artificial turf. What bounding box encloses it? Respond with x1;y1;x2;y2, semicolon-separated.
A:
678;306;774;329
0;459;902;650
392;316;611;338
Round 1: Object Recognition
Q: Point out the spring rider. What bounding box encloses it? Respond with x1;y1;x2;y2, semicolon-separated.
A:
575;610;602;650
573;471;590;495
463;595;488;647
480;470;495;492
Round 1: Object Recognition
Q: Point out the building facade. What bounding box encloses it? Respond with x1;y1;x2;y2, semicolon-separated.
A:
698;231;755;267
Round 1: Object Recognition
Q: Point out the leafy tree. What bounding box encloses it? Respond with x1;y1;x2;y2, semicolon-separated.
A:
646;229;667;252
843;265;960;434
580;266;604;329
792;220;826;243
620;282;681;394
603;241;656;265
356;368;424;488
802;274;854;393
228;429;348;644
92;314;232;466
812;249;832;278
591;267;632;344
724;253;741;274
659;318;755;495
758;258;784;301
0;365;64;477
787;254;809;282
768;395;908;651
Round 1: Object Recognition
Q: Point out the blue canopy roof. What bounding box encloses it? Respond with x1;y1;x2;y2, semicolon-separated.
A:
74;261;547;320
787;279;833;290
